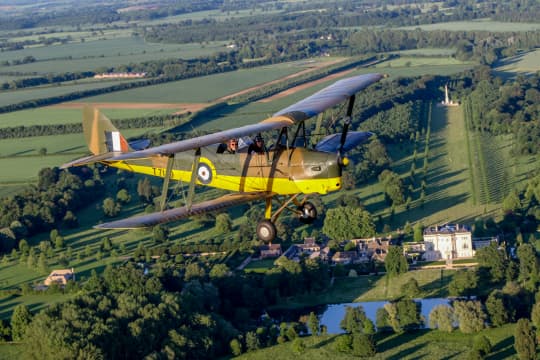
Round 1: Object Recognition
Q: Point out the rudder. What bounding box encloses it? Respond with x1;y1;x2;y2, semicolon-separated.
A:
83;106;131;155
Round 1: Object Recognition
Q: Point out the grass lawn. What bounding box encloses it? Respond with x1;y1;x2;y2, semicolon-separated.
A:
493;48;540;79
243;258;276;273
398;19;540;32
235;324;525;360
274;269;455;309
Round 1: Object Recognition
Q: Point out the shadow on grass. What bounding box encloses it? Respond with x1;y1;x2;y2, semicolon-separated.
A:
419;269;452;298
376;330;427;355
310;334;339;349
486;335;515;360
386;342;427;360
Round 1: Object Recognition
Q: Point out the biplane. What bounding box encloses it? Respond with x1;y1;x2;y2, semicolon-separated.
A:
61;73;384;243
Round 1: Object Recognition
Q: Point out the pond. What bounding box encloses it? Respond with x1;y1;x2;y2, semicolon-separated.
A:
269;298;452;334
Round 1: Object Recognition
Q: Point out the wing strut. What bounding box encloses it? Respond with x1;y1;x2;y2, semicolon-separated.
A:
186;148;202;210
159;155;175;212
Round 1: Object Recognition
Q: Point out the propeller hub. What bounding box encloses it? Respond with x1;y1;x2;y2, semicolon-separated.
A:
339;156;350;167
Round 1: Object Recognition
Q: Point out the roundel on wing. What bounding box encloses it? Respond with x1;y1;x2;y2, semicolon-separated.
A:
197;163;212;184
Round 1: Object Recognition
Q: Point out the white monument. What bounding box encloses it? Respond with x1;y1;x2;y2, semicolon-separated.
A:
438;84;459;107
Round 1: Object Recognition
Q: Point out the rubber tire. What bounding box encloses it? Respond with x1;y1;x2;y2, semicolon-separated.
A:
256;220;277;243
298;201;317;224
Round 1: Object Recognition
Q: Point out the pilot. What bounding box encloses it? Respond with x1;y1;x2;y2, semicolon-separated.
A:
248;134;266;154
217;138;238;154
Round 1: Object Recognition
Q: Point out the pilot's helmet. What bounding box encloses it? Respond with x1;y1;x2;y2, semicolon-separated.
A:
255;135;263;143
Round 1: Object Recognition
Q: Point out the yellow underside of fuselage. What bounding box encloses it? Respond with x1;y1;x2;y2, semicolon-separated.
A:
108;160;341;195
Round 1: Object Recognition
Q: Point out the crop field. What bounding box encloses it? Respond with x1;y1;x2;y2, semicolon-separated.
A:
393;48;456;56
186;60;474;135
0;107;174;129
0;37;230;74
83;60;334;104
0;128;161;183
398;19;540;32
373;56;471;68
0;78;139;108
492;49;540;79
236;324;522;360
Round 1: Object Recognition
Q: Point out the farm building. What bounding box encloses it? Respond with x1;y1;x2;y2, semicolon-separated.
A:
44;268;75;286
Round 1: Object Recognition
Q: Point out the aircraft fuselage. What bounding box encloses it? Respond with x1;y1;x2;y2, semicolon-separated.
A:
104;145;342;195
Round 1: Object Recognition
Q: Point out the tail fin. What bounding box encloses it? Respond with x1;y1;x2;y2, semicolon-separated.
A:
83;106;132;155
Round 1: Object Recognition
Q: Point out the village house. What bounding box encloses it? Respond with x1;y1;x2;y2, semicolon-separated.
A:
332;251;358;265
281;238;323;262
352;237;391;262
260;244;282;259
44;268;75;286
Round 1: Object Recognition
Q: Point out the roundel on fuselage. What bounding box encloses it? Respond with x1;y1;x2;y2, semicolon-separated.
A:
197;163;213;184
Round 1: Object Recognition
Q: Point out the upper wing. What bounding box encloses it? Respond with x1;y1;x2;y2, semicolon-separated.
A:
110;73;384;161
274;73;385;121
95;192;272;229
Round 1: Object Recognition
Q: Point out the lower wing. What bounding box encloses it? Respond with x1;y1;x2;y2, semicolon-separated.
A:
95;192;273;229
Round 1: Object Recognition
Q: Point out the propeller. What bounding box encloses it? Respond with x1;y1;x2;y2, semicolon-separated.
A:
338;94;356;168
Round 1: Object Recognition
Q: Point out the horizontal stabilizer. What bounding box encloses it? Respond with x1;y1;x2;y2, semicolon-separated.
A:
60;152;118;169
128;139;151;151
315;131;373;153
95;192;272;229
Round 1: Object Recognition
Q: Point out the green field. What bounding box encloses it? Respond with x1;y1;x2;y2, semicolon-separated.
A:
83;60;333;104
235;324;522;360
493;49;540;79
0;79;139;107
0;107;174;129
0;37;231;74
0;128;161;183
276;269;454;309
392;48;456;56
398;19;540;32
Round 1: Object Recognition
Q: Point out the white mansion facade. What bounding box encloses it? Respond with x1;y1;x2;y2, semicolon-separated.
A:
423;224;473;261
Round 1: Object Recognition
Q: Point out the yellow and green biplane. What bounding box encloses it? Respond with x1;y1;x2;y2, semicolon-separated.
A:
62;73;384;242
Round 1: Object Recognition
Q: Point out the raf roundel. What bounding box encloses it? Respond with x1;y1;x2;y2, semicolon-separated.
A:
197;163;212;184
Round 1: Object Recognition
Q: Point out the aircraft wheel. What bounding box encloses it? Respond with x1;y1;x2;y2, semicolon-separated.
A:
298;202;317;224
256;220;277;243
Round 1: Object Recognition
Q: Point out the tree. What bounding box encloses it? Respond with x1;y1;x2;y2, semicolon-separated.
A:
291;338;306;354
472;334;492;358
340;306;374;335
54;236;64;250
531;301;540;330
448;269;478;297
384;246;408;278
517;243;539;291
322;206;375;241
334;334;352;353
485;290;510;327
413;222;424;242
102;197;121;217
230;338;243;356
308;311;319;336
475;242;507;282
429;304;454;332
152;224;169;243
351;333;376;357
514;318;537;360
453;300;486;334
215;213;232;233
116;189;131;204
11;304;32;340
401;278;421;298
